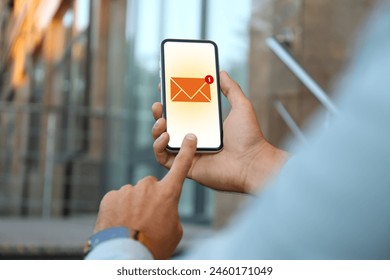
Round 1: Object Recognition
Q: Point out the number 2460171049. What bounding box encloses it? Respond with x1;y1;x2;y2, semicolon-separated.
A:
209;266;273;276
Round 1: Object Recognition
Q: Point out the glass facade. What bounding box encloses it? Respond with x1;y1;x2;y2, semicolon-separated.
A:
0;0;251;223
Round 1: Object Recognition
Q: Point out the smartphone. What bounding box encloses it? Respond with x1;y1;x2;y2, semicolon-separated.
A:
160;39;223;152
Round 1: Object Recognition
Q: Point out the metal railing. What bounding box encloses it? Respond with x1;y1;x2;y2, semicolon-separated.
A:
266;36;340;141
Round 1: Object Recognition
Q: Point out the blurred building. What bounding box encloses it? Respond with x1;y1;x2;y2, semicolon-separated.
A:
0;0;375;258
0;0;252;221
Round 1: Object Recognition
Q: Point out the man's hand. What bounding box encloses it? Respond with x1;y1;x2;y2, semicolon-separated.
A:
93;134;197;260
152;71;288;193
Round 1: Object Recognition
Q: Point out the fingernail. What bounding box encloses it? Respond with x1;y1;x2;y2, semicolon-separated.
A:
185;133;197;141
153;119;160;128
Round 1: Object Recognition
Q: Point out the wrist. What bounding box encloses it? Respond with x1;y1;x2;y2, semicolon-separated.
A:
244;141;289;193
84;226;137;257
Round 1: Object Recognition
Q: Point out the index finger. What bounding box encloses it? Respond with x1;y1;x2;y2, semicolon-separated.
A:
160;134;197;199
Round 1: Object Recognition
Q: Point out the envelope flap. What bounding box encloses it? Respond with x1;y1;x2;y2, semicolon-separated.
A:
171;77;206;98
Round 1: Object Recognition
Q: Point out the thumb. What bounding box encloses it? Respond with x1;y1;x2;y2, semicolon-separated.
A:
220;71;248;108
160;134;197;199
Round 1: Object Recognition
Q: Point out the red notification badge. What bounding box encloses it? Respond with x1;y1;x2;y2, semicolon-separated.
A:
205;75;214;84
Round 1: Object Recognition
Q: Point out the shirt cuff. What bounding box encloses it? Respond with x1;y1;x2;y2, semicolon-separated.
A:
85;238;154;260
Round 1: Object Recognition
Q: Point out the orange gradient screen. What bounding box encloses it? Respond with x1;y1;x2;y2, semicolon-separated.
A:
162;40;222;150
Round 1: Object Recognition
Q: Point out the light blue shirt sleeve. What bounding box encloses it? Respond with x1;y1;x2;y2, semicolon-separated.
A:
86;2;390;260
181;2;390;260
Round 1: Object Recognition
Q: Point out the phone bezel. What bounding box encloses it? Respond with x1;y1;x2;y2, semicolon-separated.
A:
160;38;224;153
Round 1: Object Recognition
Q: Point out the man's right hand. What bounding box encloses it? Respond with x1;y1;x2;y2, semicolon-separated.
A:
152;71;288;193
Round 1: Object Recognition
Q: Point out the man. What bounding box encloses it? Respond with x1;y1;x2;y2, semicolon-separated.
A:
85;1;390;259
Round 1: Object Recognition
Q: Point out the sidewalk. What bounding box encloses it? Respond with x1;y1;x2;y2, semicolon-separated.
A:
0;215;213;259
0;215;95;259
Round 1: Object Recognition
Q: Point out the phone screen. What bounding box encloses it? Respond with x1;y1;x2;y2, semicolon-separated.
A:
160;39;223;152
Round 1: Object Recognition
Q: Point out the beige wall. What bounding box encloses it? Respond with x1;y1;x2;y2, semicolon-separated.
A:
249;0;376;146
